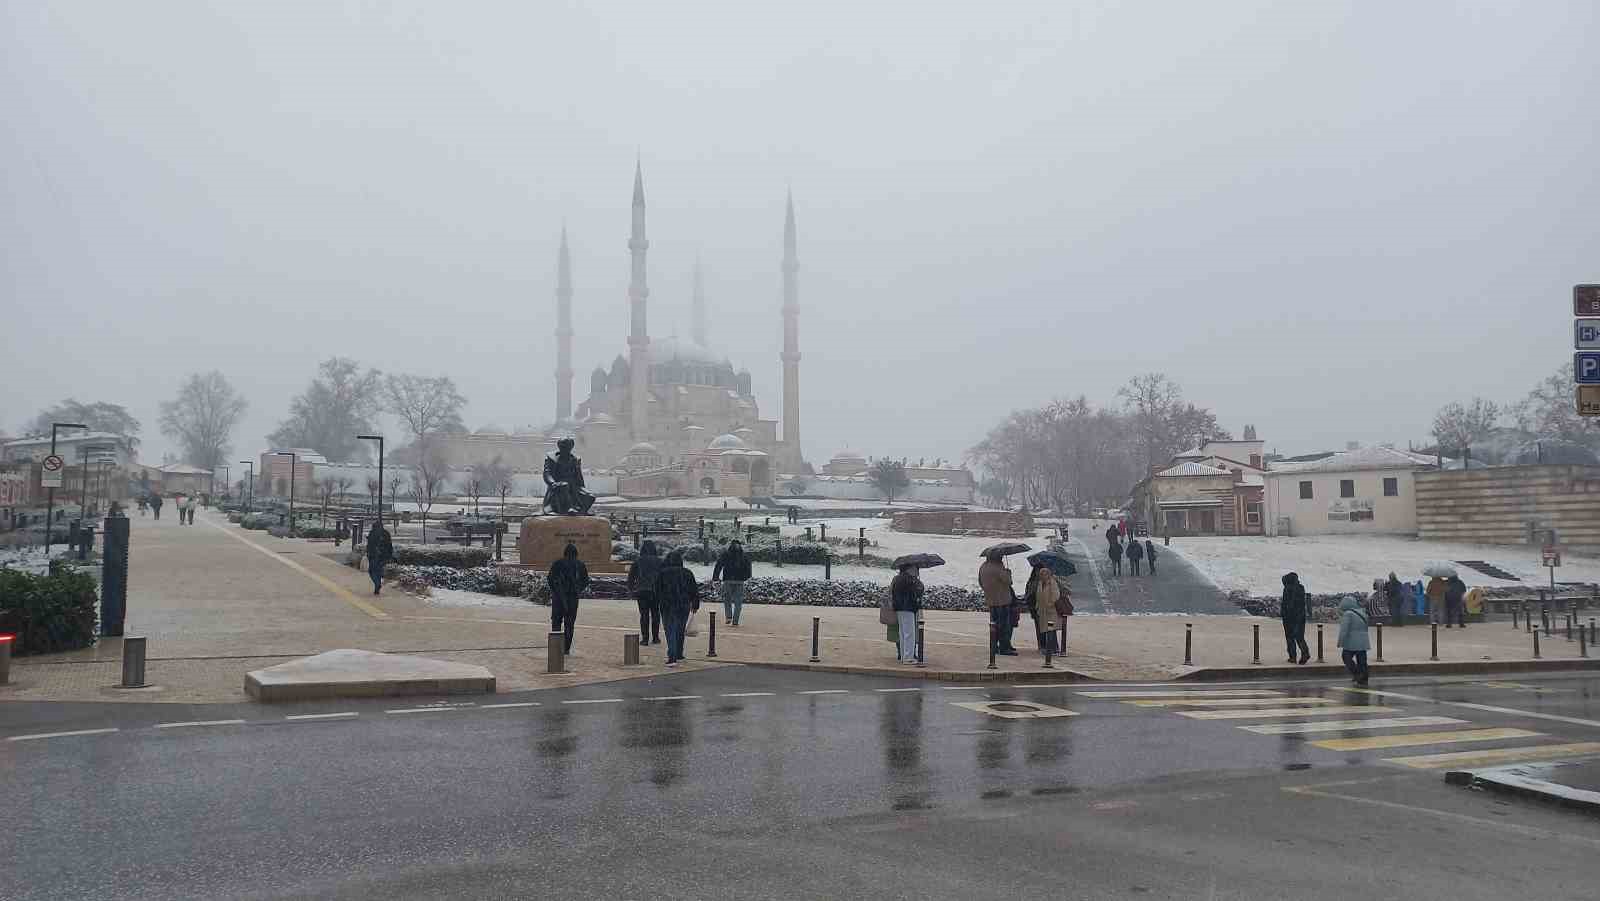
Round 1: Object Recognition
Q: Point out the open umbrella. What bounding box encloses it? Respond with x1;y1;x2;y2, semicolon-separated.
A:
980;542;1032;558
892;552;946;569
1026;550;1077;577
1422;561;1458;578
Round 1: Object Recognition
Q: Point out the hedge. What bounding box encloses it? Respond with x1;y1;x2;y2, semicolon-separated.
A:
241;513;275;531
0;561;99;655
391;545;494;568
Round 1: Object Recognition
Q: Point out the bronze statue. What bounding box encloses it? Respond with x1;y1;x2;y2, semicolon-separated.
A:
543;438;595;515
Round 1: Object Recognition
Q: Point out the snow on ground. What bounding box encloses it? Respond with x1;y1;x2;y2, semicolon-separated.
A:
598;497;975;512
424;588;528;608
1165;532;1600;596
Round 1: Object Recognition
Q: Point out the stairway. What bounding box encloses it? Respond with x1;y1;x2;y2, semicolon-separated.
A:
1454;560;1520;581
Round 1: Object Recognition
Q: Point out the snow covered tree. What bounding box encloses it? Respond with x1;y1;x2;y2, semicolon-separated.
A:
1431;397;1502;457
869;459;910;504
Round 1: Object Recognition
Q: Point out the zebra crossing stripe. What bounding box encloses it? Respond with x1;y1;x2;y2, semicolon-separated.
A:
1385;742;1600;770
1078;689;1284;698
1180;705;1400;720
1127;697;1337;708
1312;727;1541;752
1240;716;1465;735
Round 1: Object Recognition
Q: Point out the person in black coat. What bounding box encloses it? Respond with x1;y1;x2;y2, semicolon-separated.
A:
1145;539;1158;575
1107;538;1123;576
546;543;591;654
1384;572;1405;624
1444;575;1468;628
655;550;700;666
1105;524;1119;548
1125;538;1145;576
626;540;664;645
890;565;924;664
1281;572;1310;664
366;521;394;595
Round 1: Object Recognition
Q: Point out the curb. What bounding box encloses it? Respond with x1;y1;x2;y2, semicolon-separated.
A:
1445;766;1600;815
715;658;1098;683
1176;658;1600;682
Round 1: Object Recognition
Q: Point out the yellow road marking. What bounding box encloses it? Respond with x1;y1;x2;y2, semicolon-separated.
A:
1311;727;1540;752
1180;705;1399;720
1127;697;1337;708
1385;742;1600;770
201;519;388;619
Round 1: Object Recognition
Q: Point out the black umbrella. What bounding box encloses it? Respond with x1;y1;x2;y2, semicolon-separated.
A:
980;542;1032;558
1026;550;1077;577
892;552;946;569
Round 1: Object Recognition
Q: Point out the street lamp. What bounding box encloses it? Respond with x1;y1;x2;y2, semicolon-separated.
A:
44;422;88;555
358;435;384;523
240;461;254;513
217;465;230;504
272;451;297;531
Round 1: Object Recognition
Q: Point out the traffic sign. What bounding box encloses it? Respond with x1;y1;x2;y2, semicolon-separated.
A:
1580;385;1600;417
41;454;64;489
1577;352;1600;384
1579;319;1600;350
1578;285;1600;317
1542;547;1561;568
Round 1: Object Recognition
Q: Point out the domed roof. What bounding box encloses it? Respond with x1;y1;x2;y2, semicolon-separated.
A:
832;448;866;461
627;442;659;456
707;433;748;450
585;412;615;425
651;337;729;367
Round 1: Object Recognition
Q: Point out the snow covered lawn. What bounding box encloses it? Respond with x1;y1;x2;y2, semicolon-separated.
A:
1165;533;1600;596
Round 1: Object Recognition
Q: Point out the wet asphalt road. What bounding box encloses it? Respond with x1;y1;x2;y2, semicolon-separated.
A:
4;668;1600;900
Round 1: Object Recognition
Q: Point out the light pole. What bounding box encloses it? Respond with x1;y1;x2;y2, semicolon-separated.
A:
240;461;254;513
273;452;297;531
217;465;230;504
44;422;88;554
358;434;384;522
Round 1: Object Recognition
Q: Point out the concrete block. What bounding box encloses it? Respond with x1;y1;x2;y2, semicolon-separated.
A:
245;648;495;702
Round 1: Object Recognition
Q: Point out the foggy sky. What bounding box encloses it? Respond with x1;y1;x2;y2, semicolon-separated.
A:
4;2;1597;469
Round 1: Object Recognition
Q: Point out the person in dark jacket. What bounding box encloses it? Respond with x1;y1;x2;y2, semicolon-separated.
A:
890;564;924;664
1145;539;1158;576
546;543;591;654
1384;572;1405;624
366;521;394;595
150;494;163;520
1108;538;1123;576
712;540;753;625
1125;538;1145;576
626;540;664;645
1444;575;1468;628
1281;572;1310;664
655;549;700;665
1105;524;1119;548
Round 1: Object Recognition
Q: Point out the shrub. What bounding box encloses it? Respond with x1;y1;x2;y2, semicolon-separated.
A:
391;545;493;568
227;513;244;524
0;561;100;655
295;526;341;540
240;513;275;531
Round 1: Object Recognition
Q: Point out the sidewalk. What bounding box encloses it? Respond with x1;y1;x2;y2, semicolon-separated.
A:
1446;758;1600;813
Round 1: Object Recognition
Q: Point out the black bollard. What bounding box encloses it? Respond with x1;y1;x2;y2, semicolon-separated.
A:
1252;623;1260;664
1533;628;1541;659
1566;614;1573;642
1375;622;1384;662
858;536;865;558
1430;623;1438;661
988;622;998;670
776;537;783;568
1581;627;1588;659
916;619;926;668
1184;623;1192;666
1316;624;1324;663
809;616;821;663
707;612;718;658
825;554;832;581
1512;606;1519;629
101;513;130;637
820;524;827;542
120;636;147;688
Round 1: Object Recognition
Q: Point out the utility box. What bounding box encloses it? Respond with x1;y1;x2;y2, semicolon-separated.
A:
101;513;130;637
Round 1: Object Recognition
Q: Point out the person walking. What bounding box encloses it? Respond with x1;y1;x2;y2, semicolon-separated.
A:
1145;539;1158;575
626;540;664;645
1126;538;1144;576
1444;575;1468;628
655;549;700;666
890;564;923;664
979;551;1019;655
1281;572;1310;665
1425;576;1448;624
1337;595;1371;686
1107;538;1123;576
712;540;752;626
1412;579;1428;617
185;496;197;525
150;494;163;520
1024;563;1060;656
1105;523;1119;549
1384;572;1405;624
137;496;148;517
366;520;393;595
546;543;590;655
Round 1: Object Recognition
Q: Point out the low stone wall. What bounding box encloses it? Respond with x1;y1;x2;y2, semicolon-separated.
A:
891;509;1033;536
1416;465;1600;553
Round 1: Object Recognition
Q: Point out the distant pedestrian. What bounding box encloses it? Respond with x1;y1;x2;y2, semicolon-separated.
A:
150;495;163;520
1145;539;1158;575
185;497;197;524
655;549;700;666
1125;538;1144;576
891;564;924;664
1337;595;1371;686
1384;572;1405;623
1425;576;1447;624
712;539;752;626
787;505;799;525
1105;524;1118;548
626;540;663;645
1368;578;1388;623
1118;519;1128;539
1281;572;1310;665
1024;563;1060;656
366;520;393;595
546;543;590;655
979;551;1019;655
1107;539;1123;576
1444;575;1468;628
137;496;148;517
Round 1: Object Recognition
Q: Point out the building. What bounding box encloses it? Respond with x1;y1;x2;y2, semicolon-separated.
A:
2;431;137;505
259;449;326;499
1131;460;1265;536
156;463;213;497
615;433;772;498
1262;446;1438;536
1415;464;1600;552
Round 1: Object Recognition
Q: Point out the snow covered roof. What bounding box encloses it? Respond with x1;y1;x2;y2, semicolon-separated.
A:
1268;446;1436;474
159;463;212;475
1157;461;1231;478
1156;496;1224;507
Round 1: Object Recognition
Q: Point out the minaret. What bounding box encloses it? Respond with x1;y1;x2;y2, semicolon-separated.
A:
780;190;802;468
554;226;574;422
627;162;650;440
691;257;708;348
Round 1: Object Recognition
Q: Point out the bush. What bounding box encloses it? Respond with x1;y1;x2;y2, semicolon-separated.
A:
240;513;275;531
295;526;341;540
227;513;244;524
391;545;494;568
0;561;99;655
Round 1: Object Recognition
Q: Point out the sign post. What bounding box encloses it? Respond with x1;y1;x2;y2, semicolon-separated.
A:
41;454;64;489
1574;287;1600;416
1543;545;1561;595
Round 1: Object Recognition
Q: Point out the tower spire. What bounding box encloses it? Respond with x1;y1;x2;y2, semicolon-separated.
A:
691;256;708;348
627;162;650;440
780;190;802;470
554;225;574;422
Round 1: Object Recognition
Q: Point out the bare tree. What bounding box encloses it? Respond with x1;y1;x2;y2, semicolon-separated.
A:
30;399;141;446
385;373;467;443
316;476;338;525
409;443;450;542
477;456;515;514
159;371;248;472
1513;362;1600;451
385;473;404;528
869;459;910;504
463;468;486;517
333;474;354;509
365;476;381;513
1432;397;1502;458
269;358;384;462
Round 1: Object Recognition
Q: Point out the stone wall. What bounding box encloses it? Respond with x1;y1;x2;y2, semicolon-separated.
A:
1415;465;1600;552
891;510;1033;536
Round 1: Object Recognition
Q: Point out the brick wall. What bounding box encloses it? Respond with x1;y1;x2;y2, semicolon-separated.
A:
1415;465;1600;552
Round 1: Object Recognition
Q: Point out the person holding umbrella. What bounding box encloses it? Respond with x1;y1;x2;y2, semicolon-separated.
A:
979;548;1021;656
1024;562;1060;656
890;563;924;664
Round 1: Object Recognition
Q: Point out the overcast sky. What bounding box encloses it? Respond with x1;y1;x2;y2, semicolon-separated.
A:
3;1;1596;468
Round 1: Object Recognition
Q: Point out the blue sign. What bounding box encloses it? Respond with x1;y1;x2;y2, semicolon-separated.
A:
1578;319;1600;350
1577;352;1600;384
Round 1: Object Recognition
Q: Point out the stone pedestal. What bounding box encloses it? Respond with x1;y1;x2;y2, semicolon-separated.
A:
520;514;613;569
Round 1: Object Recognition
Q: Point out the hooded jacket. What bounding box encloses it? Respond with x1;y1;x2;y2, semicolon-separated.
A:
547;544;591;601
713;544;752;582
979;558;1015;608
891;569;924;613
655;550;701;615
627;541;663;596
1337;596;1371;651
1280;573;1307;624
366;525;394;568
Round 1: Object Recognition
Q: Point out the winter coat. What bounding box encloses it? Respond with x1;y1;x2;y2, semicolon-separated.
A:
979;559;1015;608
1145;541;1157;562
655;552;700;615
1025;568;1059;631
1425;577;1447;605
1280;574;1307;624
1107;542;1122;562
713;546;752;582
366;527;394;569
891;571;924;613
1385;575;1404;606
627;543;663;597
1444;577;1467;607
547;547;591;601
1105;525;1119;546
1126;540;1144;561
1337;597;1370;651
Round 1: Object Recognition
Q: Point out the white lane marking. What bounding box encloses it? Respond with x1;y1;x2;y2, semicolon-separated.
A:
1282;782;1600;849
155;719;246;729
1126;697;1337;708
720;692;775;697
875;688;921;693
941;686;989;691
1078;689;1284;698
7;728;120;742
1343;688;1600;730
481;702;540;709
796;689;850;695
1015;683;1083;689
1179;705;1401;720
1240;716;1467;735
386;706;470;714
285;712;357;720
645;695;701;701
1069;535;1110;607
562;698;623;705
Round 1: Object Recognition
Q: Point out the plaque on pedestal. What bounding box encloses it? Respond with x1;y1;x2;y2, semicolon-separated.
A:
519;515;615;571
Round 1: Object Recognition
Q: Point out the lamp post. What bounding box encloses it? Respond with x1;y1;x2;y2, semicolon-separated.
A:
44;422;88;555
240;461;254;513
217;465;230;504
272;452;297;530
358;434;384;521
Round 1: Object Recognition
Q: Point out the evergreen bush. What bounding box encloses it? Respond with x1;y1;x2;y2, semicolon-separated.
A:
0;561;100;655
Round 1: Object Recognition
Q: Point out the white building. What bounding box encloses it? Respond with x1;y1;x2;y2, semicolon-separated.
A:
1262;446;1437;537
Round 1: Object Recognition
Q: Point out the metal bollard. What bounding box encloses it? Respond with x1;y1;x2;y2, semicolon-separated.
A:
623;633;640;666
825;554;832;581
1375;622;1384;662
1533;628;1541;659
1252;623;1260;664
0;633;11;685
1566;614;1573;642
1316;624;1324;663
776;537;783;568
1512;606;1519;629
858;536;865;558
809;616;821;663
120;636;147;688
988;622;998;670
1430;623;1438;661
547;631;566;674
1060;621;1068;658
1043;640;1053;669
916;619;926;668
1184;623;1192;666
1581;627;1588;659
707;612;718;658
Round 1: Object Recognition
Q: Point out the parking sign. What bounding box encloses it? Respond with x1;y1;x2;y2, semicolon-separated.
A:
1578;352;1600;384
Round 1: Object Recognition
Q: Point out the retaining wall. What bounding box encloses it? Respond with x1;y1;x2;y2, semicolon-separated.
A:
1415;465;1600;553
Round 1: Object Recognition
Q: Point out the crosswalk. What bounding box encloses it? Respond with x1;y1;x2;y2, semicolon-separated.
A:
1077;686;1600;769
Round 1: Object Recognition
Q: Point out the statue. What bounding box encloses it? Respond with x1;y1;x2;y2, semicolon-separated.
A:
543;438;595;515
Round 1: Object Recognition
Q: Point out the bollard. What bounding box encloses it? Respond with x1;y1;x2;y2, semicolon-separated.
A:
988;622;998;670
1566;614;1573;642
1512;606;1519;629
764;516;770;526
1533;628;1541;659
120;636;147;688
1252;623;1260;664
809;616;821;663
1043;639;1053;669
820;523;827;541
776;537;783;568
0;633;11;685
1581;627;1588;659
1430;623;1438;661
1060;621;1068;658
547;631;566;674
1375;622;1384;662
916;619;926;668
1316;624;1324;663
1183;623;1192;666
707;612;718;658
623;633;641;666
825;554;832;581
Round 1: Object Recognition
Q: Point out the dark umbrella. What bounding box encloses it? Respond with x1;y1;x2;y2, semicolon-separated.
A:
1026;550;1077;577
893;553;946;569
980;542;1032;558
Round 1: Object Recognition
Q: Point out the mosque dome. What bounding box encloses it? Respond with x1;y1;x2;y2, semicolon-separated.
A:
651;337;728;366
627;442;659;456
707;433;748;450
832;448;866;462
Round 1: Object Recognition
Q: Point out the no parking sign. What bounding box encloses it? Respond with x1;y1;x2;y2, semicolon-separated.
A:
41;454;64;488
